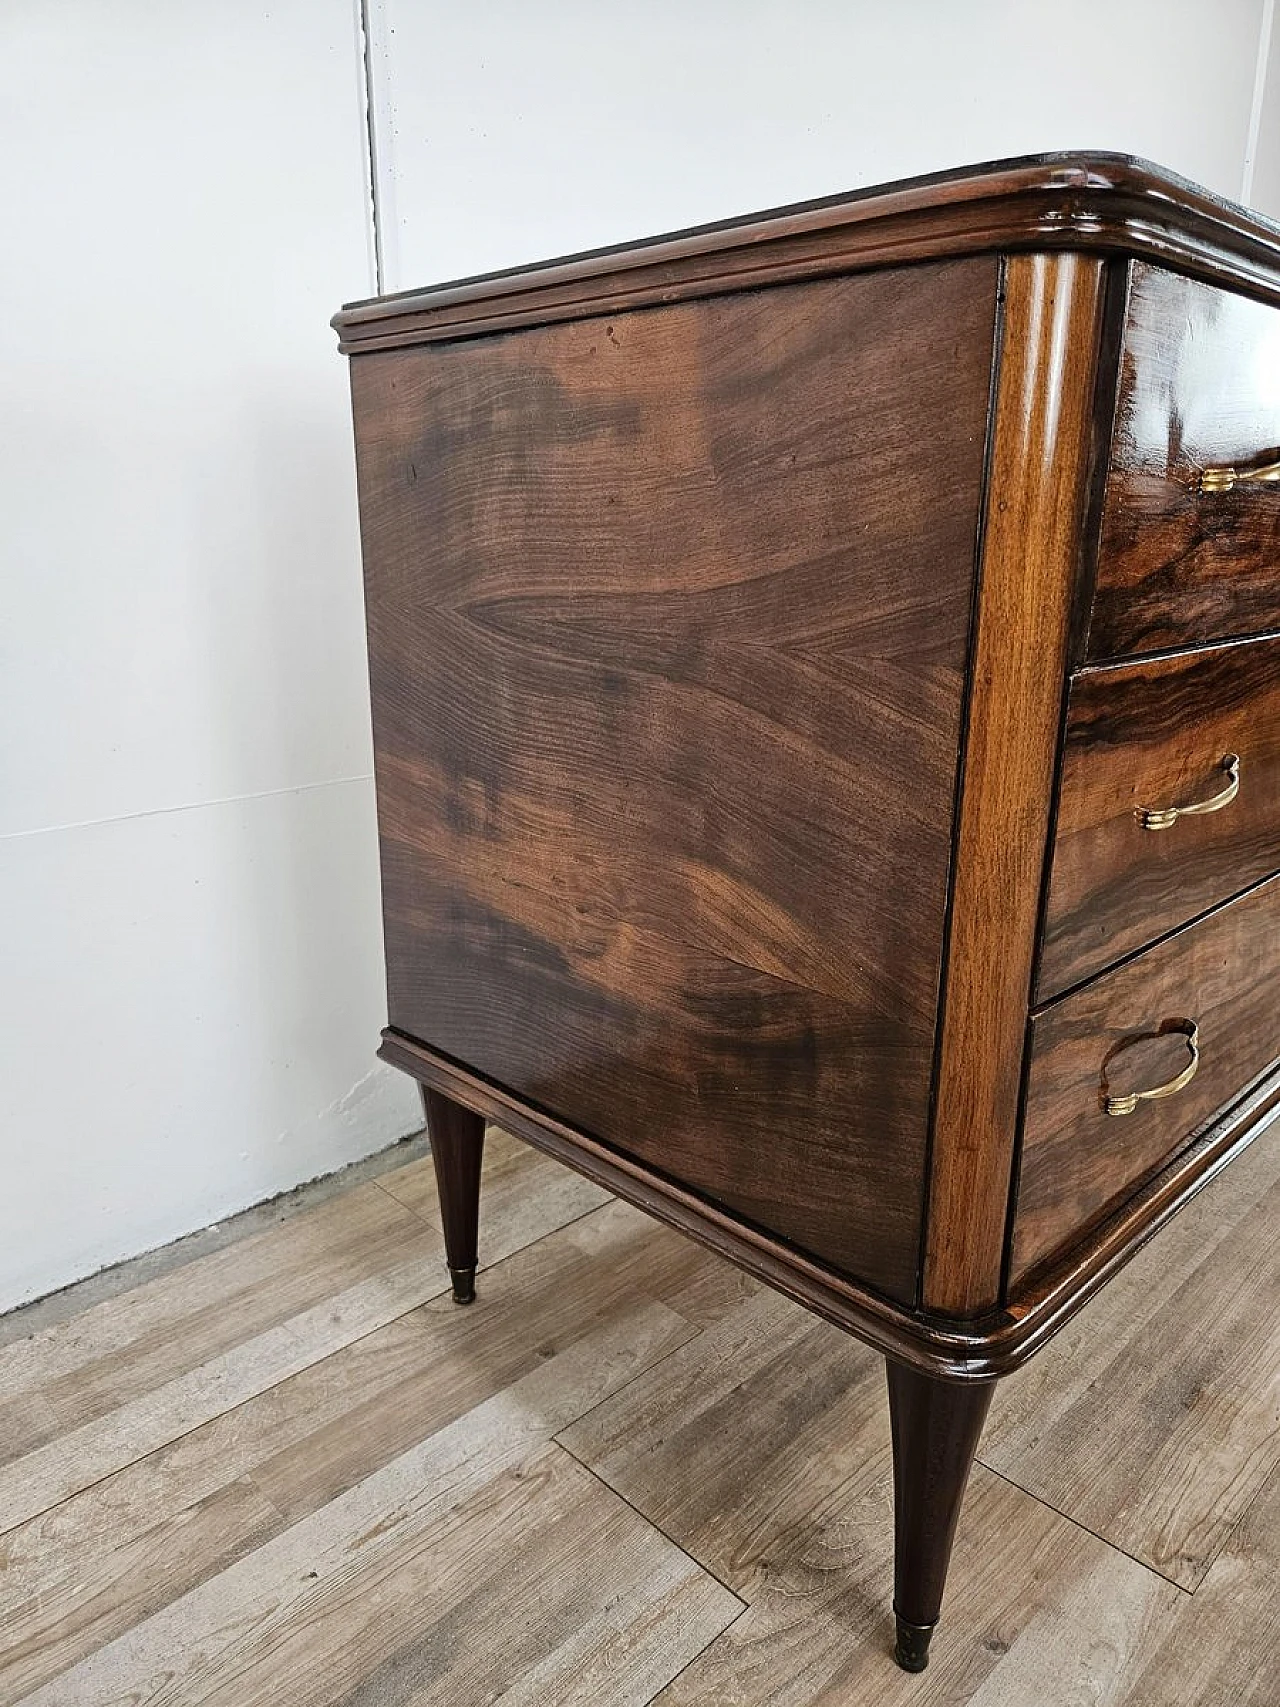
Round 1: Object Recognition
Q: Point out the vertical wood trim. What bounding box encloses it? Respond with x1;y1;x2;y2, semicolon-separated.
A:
923;252;1107;1317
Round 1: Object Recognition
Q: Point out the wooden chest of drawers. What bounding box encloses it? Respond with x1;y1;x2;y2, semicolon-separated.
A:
335;153;1280;1671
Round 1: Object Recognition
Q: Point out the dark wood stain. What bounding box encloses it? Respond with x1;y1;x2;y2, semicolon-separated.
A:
1015;874;1280;1285
1088;264;1280;659
887;1362;996;1670
334;153;1280;355
1041;635;1280;998
383;1025;1280;1380
341;157;1280;1667
353;262;999;1303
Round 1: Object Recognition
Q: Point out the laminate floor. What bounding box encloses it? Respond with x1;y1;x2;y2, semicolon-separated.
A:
1;1122;1277;1705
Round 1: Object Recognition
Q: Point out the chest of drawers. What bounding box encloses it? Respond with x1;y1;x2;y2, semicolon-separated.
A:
335;153;1280;1671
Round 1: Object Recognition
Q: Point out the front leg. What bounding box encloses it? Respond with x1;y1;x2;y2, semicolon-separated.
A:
885;1359;995;1671
420;1086;486;1304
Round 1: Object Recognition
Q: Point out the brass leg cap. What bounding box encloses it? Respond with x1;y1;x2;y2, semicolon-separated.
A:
893;1614;934;1672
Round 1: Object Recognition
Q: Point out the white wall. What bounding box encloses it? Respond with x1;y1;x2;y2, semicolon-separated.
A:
1250;2;1280;215
0;1;421;1312
368;0;1276;292
2;2;1277;1313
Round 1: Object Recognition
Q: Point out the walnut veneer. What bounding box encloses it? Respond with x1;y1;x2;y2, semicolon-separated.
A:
335;153;1280;1671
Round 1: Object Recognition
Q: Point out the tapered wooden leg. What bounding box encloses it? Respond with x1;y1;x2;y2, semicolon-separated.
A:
885;1360;995;1671
420;1086;485;1304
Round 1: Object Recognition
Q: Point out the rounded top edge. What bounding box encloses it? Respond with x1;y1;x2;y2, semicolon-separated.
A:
331;151;1280;347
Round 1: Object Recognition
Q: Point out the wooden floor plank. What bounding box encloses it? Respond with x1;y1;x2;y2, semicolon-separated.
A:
983;1122;1280;1587
1120;1460;1280;1706
0;1478;285;1707
565;1198;762;1329
0;1253;446;1536
558;1287;888;1592
0;1129;619;1540
376;1125;612;1249
0;1199;728;1699
652;1470;1179;1707
1;1122;1276;1704
0;1184;436;1448
324;1445;741;1707
247;1203;735;1526
560;1289;1181;1703
14;1306;713;1707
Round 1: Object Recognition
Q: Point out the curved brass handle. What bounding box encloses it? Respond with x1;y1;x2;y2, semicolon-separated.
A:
1100;1019;1200;1117
1196;453;1280;494
1135;754;1240;831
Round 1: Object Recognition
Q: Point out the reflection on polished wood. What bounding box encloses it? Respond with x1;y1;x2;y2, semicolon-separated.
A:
1089;264;1280;658
1041;636;1280;998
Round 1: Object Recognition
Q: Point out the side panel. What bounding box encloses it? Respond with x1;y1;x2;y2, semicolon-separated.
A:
351;261;998;1302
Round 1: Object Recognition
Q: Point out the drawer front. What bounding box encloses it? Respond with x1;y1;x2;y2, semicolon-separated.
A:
1013;874;1280;1287
1088;263;1280;660
1039;635;1280;999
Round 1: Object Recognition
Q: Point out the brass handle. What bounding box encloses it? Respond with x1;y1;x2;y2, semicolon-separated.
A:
1196;453;1280;494
1135;754;1240;831
1101;1019;1200;1117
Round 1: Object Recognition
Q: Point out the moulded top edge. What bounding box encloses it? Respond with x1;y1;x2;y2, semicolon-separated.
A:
332;151;1280;351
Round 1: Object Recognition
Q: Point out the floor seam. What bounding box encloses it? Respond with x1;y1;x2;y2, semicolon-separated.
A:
642;1602;753;1705
975;1459;1198;1595
0;1200;654;1541
548;1310;707;1440
553;1435;749;1610
0;1276;457;1542
371;1169;616;1254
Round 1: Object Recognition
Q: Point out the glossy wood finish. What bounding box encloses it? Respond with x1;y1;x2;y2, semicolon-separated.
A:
355;261;999;1304
1087;264;1280;660
1041;635;1280;998
420;1087;485;1304
382;1026;1280;1380
885;1362;995;1670
1014;874;1280;1285
923;252;1107;1317
341;154;1280;1675
333;153;1280;355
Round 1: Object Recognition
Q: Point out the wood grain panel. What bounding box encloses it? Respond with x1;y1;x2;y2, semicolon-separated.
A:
1088;264;1280;658
353;261;999;1303
923;253;1107;1315
1014;874;1280;1285
1040;635;1280;998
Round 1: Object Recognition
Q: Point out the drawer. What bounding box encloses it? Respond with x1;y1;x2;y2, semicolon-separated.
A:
1088;263;1280;660
1038;635;1280;999
1013;873;1280;1288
